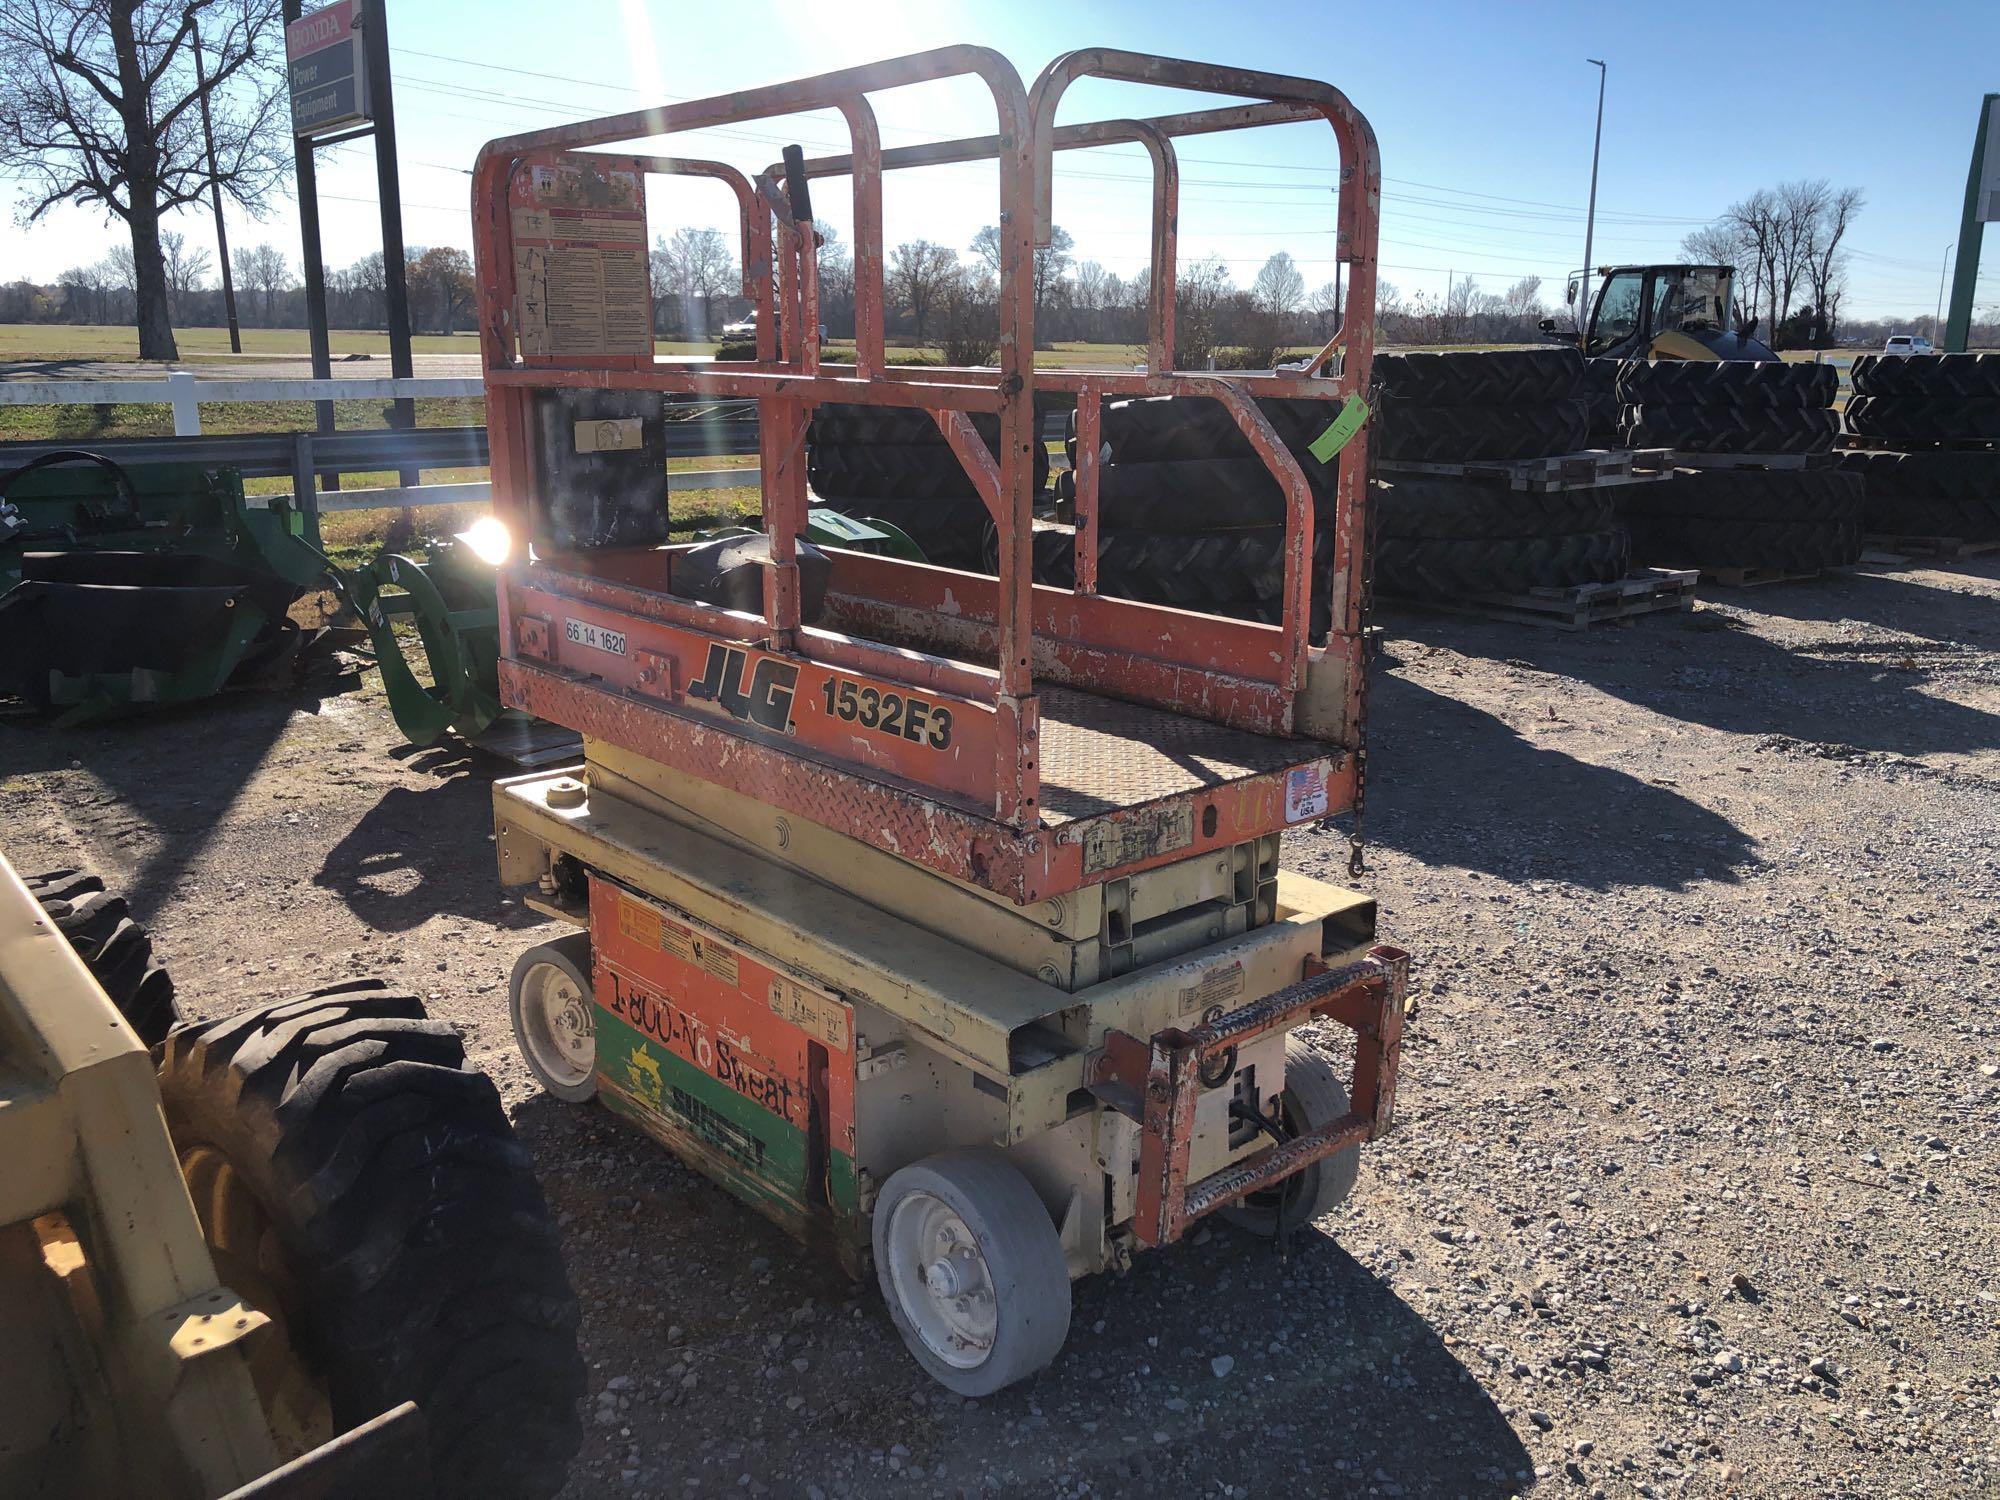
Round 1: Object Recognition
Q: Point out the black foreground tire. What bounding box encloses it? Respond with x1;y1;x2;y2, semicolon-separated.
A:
1843;396;2000;445
1621;403;1838;455
1374;528;1629;598
157;982;584;1500
1613;358;1837;407
1374;399;1588;462
1084;457;1334;532
26;867;180;1044
1093;394;1341;468
1849;352;2000;400
1371;348;1583;405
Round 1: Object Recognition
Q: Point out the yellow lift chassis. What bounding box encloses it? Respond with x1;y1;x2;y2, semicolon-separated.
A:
479;44;1407;1394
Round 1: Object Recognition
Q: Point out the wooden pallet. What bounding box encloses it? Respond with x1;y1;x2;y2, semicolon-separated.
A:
1702;565;1825;588
1862;534;2000;562
1666;450;1837;472
1379;568;1698;631
1376;448;1675;491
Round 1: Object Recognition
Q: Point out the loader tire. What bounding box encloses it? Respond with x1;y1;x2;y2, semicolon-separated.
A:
1372;476;1614;540
1615;469;1864;525
1374;528;1629;598
1370;347;1583;405
1374;398;1588;462
1613;358;1837;407
1620;402;1837;455
156;982;584;1500
26;867;179;1045
1842;395;2000;445
1848;352;2000;400
1622;517;1861;572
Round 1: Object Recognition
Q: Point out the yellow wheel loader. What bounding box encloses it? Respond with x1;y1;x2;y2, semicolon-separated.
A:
0;852;583;1499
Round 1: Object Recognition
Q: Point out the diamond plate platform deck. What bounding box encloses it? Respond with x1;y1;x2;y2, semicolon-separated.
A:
1035;686;1320;824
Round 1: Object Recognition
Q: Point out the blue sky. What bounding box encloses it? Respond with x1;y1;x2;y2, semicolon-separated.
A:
8;0;1998;321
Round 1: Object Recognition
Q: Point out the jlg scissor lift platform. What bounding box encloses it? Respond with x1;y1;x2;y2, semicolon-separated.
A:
473;46;1409;1393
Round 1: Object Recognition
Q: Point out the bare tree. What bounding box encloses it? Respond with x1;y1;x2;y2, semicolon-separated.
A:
410;245;474;333
0;0;289;359
1175;254;1233;367
888;239;960;343
1804;184;1863;339
161;228;212;320
970;222;1074;321
816;222;854;338
1690;180;1862;346
652;226;738;338
232;240;291;325
1250;252;1306;322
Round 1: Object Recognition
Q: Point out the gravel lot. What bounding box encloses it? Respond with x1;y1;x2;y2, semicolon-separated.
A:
4;553;1996;1499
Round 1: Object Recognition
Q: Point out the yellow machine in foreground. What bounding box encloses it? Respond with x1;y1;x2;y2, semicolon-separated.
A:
0;853;582;1499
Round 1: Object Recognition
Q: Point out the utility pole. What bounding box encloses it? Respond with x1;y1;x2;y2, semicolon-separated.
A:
1581;58;1607;329
191;20;243;353
1944;93;1998;352
1935;241;1952;343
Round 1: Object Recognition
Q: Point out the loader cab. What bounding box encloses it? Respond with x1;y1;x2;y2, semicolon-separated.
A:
1551;264;1743;359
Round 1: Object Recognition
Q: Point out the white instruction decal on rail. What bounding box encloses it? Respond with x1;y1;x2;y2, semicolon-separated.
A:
1285;761;1330;823
564;619;627;656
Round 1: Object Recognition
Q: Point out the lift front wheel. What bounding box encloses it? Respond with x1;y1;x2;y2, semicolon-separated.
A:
509;932;597;1102
1219;1034;1361;1237
873;1150;1071;1396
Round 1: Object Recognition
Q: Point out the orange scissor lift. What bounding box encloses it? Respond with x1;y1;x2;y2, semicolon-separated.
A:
475;46;1409;1393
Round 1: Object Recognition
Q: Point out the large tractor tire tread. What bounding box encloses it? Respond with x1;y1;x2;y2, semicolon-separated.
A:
156;983;584;1500
810;404;1001;448
1375;399;1589;463
1088;395;1342;468
25;867;180;1045
1615;469;1864;525
1614;358;1837;407
1620;403;1838;455
1023;525;1333;633
1837;447;2000;500
1842;396;2000;445
1623;517;1863;572
1374;528;1630;599
1081;457;1334;532
1372;477;1614;541
1371;348;1583;405
1857;495;2000;540
1848;352;2000;400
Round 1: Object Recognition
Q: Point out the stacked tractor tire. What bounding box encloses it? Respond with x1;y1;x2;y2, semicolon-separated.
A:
1610;359;1863;577
1837;354;2000;545
1369;347;1632;599
807;404;1049;570
1043;396;1340;635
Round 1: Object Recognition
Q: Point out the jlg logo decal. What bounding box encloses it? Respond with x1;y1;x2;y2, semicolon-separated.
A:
687;643;798;733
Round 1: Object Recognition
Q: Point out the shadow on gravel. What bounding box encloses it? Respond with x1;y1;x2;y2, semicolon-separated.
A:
1363;671;1754;889
514;1085;1536;1499
1729;562;2000;638
0;684;333;916
315;767;542;933
1392;605;2000;759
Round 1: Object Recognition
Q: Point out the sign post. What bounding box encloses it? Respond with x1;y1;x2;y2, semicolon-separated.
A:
1943;93;1998;354
284;0;414;481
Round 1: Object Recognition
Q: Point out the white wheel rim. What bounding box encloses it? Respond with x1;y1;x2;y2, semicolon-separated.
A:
518;959;594;1088
884;1190;998;1370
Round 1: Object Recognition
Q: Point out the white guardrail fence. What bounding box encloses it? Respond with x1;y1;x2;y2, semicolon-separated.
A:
0;373;760;513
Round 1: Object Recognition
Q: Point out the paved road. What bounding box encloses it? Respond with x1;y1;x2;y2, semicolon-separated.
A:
0;352;486;381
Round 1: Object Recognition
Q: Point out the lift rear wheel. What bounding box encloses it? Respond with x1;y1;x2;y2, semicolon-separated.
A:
508;931;597;1102
1219;1035;1361;1238
873;1149;1071;1396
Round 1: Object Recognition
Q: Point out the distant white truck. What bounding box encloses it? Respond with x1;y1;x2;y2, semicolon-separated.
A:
1882;334;1934;357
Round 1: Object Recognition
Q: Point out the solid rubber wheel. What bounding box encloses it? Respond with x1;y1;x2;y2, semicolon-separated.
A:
873;1149;1071;1396
1219;1035;1361;1237
156;981;583;1500
509;931;597;1103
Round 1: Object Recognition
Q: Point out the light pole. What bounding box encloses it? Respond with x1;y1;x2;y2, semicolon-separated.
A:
1935;241;1952;342
1580;59;1607;328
